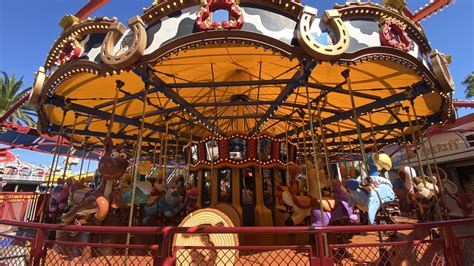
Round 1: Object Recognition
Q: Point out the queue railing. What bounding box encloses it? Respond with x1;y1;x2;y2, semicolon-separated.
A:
0;218;473;266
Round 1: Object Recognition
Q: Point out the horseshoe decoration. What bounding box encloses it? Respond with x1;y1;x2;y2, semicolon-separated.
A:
379;17;413;52
297;7;350;61
196;0;244;31
29;67;46;105
100;16;147;69
430;49;455;93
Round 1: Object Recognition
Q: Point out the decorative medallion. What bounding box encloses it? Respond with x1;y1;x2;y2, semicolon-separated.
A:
55;37;83;66
379;17;413;52
29;67;46;105
430;49;455;93
173;208;239;265
297;7;350;61
196;0;244;31
100;16;147;69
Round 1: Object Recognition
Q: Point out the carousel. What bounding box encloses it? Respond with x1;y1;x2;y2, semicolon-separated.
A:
10;0;467;264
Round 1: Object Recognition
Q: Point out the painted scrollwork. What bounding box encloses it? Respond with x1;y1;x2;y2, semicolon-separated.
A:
430;49;455;93
29;67;46;105
100;16;147;69
379;17;413;52
297;7;350;61
196;0;244;31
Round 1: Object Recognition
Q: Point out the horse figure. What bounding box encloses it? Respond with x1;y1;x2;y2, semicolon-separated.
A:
48;178;70;217
60;139;129;224
346;152;396;225
143;182;185;225
279;161;357;226
398;166;439;222
311;182;358;227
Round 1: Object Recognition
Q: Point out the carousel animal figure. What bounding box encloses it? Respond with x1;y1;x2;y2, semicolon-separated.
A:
398;166;439;221
143;181;185;225
311;181;359;227
280;161;341;225
48;178;70;217
346;152;396;225
60;139;129;224
184;186;199;213
121;160;154;206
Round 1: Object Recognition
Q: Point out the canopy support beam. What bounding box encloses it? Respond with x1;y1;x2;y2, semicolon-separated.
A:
47;95;191;139
280;81;431;138
253;59;317;133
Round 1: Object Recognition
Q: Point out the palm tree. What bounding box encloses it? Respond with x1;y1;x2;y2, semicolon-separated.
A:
0;72;36;126
462;72;474;98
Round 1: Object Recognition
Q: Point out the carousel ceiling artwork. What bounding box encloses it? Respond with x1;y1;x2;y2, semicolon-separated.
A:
29;0;455;160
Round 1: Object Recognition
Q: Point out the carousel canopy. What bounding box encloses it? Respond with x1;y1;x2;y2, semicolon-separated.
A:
0;122;99;160
30;0;455;160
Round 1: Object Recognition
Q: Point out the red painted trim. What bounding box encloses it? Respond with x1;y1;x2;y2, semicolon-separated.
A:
75;0;111;20
453;101;474;108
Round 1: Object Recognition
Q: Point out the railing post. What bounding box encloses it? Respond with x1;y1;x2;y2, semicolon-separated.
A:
443;224;462;266
316;231;326;266
159;230;174;266
30;228;46;266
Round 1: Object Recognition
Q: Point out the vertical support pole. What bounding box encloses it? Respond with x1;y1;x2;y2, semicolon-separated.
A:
125;85;148;264
316;102;333;190
368;111;378;152
404;107;425;178
345;69;368;177
427;135;448;220
39;110;66;223
62;114;78;179
303;74;328;254
163;121;170;183
106;81;121;139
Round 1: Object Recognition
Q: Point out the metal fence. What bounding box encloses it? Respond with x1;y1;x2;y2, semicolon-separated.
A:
1;216;473;265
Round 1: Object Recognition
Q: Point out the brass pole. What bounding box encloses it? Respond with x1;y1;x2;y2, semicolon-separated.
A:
125;85;148;263
316;102;334;190
285;123;290;186
39;110;66;223
300;117;310;191
368;111;378;152
304;78;328;254
427;134;448;220
409;102;443;220
345;70;368;177
62;114;78;179
106;84;120;139
163;121;170;183
404;107;425;178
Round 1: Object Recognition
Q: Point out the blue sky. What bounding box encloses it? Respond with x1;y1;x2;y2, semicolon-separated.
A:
0;0;473;168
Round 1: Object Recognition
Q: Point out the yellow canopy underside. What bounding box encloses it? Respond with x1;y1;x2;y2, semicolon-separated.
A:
44;46;443;153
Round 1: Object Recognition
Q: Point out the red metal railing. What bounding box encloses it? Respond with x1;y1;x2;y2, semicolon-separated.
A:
0;192;40;222
0;218;473;266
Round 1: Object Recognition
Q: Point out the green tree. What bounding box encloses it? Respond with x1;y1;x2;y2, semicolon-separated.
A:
0;72;36;126
462;71;474;98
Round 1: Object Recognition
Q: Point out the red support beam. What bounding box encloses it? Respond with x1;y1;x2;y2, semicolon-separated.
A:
453;101;474;109
410;0;454;22
0;89;31;124
75;0;111;20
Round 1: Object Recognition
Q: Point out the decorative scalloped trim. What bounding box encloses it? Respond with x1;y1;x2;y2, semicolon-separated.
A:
335;2;430;52
45;18;116;69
